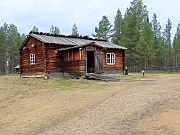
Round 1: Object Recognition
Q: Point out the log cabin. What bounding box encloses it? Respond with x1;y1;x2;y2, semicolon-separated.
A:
19;31;126;78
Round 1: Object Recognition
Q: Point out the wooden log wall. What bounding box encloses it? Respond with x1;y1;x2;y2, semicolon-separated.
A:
47;44;64;72
103;49;125;71
20;37;125;76
62;47;86;73
61;60;86;73
20;37;46;74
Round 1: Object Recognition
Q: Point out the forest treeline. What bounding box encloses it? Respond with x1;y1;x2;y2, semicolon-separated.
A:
0;23;79;75
92;0;180;71
0;0;180;75
0;23;26;74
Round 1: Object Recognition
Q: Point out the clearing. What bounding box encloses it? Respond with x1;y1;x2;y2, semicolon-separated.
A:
0;73;180;135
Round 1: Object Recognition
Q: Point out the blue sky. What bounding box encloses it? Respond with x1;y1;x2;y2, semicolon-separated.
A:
0;0;179;38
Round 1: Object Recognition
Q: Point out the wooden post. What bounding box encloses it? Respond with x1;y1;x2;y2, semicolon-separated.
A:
42;43;48;78
142;70;145;76
79;47;82;60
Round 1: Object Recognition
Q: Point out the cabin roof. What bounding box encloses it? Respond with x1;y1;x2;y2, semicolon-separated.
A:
21;31;127;50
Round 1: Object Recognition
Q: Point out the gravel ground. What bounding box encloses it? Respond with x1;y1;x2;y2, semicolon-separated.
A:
38;74;180;135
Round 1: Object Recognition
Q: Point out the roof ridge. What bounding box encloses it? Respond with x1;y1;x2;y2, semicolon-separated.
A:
29;31;108;42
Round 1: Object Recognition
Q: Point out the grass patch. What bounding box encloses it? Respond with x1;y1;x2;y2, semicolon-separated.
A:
0;75;119;135
112;73;147;80
1;74;180;135
145;70;180;74
112;70;180;81
40;78;111;91
48;78;77;90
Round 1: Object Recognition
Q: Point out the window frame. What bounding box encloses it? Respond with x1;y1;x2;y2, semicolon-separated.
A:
106;53;115;65
30;54;35;65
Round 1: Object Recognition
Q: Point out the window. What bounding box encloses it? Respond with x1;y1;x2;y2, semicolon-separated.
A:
107;53;115;64
30;54;35;64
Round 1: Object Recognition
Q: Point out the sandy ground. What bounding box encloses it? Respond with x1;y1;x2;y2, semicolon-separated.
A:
39;74;180;135
0;74;180;135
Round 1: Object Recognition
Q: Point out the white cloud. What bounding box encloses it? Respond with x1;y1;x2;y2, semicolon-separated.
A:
143;0;180;35
0;0;179;37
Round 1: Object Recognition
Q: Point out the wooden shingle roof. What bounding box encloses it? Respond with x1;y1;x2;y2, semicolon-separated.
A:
28;31;127;50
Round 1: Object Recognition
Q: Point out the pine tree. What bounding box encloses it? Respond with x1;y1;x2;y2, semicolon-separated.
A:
50;25;60;34
71;23;79;36
136;17;155;69
151;13;165;69
0;26;6;74
0;23;23;74
21;33;26;43
121;8;134;69
7;24;21;74
31;25;39;32
173;23;180;68
130;0;148;46
121;0;149;70
92;15;113;41
0;23;8;74
112;9;123;44
163;18;172;68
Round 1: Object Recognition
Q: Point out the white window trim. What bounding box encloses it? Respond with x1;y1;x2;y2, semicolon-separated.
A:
30;54;35;65
106;53;115;65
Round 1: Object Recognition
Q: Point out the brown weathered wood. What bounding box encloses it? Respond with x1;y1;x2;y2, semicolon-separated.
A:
19;32;126;78
95;52;104;73
103;49;125;72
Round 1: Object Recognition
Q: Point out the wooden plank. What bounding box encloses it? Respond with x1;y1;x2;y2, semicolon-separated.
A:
85;74;119;81
95;52;104;73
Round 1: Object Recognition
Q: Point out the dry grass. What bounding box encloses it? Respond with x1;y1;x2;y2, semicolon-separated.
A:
132;101;180;135
0;73;180;135
0;75;119;135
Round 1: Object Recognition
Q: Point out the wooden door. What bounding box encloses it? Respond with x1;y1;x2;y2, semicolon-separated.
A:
95;52;104;74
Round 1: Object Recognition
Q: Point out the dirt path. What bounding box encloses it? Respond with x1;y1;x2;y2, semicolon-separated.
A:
39;74;180;135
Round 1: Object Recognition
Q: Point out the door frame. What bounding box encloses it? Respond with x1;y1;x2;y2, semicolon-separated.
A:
86;47;95;74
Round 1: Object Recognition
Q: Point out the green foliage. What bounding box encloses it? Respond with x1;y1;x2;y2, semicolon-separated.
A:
1;0;180;75
41;78;110;91
136;18;155;69
0;24;7;75
31;25;39;32
163;18;172;67
0;23;24;75
50;25;60;34
151;13;165;67
7;24;22;74
121;8;134;51
104;0;177;71
120;0;150;69
112;9;123;44
92;15;113;41
71;23;79;36
173;23;180;67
